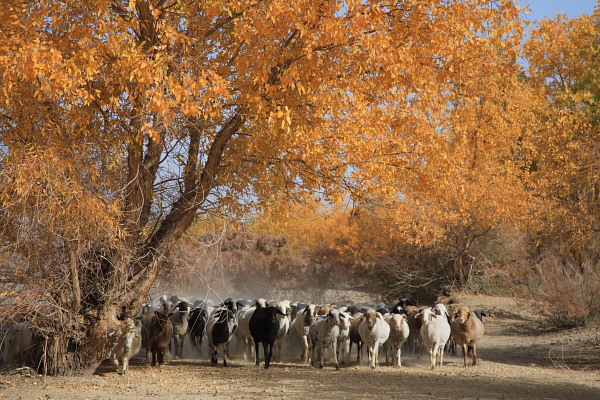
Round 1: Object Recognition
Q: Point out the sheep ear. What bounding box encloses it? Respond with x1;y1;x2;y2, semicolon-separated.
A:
303;307;308;314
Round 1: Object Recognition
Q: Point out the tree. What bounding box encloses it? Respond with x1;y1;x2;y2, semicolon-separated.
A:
524;9;600;264
0;0;525;374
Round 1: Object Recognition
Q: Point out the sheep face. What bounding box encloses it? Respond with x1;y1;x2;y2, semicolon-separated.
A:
327;309;341;326
419;308;434;325
432;303;449;317
339;312;353;331
254;298;268;308
364;311;381;330
456;306;471;325
303;305;316;326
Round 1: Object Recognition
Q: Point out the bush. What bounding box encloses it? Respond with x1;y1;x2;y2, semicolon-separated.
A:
528;256;600;327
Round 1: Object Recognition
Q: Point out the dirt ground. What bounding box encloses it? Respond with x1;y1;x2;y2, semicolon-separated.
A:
2;294;600;400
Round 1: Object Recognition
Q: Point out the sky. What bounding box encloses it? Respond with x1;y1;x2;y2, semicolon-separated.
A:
520;0;596;21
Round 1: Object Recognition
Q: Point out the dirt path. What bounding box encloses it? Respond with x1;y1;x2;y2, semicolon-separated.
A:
2;295;600;400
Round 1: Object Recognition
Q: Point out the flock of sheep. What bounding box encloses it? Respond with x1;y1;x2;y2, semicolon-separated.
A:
109;295;486;375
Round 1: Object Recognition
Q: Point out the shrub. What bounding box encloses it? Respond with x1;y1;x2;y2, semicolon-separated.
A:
528;256;600;327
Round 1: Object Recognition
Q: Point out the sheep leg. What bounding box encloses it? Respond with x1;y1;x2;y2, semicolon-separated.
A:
317;344;324;369
373;342;379;368
462;343;469;367
332;340;339;370
264;341;272;369
122;357;129;375
429;348;435;369
437;345;444;367
383;343;394;364
210;345;218;364
254;340;266;365
300;335;308;363
223;344;229;367
158;348;165;365
472;343;478;366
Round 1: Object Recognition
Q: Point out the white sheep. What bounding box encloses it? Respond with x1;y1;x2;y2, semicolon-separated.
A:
110;319;142;375
309;309;341;369
384;313;410;366
273;300;291;362
337;311;353;365
236;306;256;361
358;311;390;369
419;305;451;369
293;304;316;364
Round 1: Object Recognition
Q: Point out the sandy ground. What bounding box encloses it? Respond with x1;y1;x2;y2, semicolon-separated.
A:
2;294;600;400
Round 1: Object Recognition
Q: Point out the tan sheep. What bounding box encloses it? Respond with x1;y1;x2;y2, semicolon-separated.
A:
450;306;485;367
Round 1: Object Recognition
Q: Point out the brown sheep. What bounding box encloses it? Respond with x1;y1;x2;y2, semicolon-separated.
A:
405;305;423;358
348;313;364;364
450;306;485;367
150;310;174;366
315;305;335;316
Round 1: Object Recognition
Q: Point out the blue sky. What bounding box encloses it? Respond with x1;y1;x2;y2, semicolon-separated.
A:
520;0;596;20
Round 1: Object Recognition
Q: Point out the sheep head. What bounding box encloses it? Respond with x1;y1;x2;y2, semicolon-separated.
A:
364;310;381;330
457;306;472;324
327;309;341;326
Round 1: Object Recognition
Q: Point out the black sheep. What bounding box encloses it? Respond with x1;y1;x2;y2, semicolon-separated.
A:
249;306;285;369
207;308;238;366
188;306;208;354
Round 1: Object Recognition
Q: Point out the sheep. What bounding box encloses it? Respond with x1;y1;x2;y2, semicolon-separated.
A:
405;305;424;357
309;309;342;369
188;306;208;355
149;310;174;366
358;311;390;369
137;302;155;362
236;299;268;361
419;305;451;369
170;301;191;359
249;306;286;369
391;298;414;314
384;313;410;366
349;312;364;364
273;300;291;362
293;304;316;364
451;306;485;367
375;302;390;315
315;304;335;316
206;308;238;367
110;318;142;374
473;309;487;321
337;311;353;365
445;305;459;356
